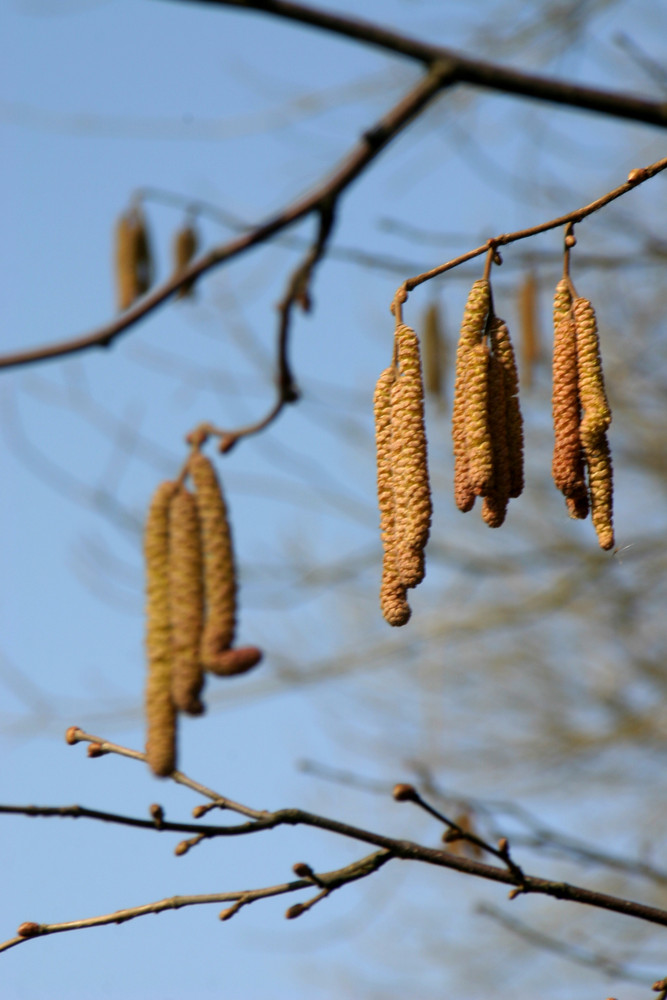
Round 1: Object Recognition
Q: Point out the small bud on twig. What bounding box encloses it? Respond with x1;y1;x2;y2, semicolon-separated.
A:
17;922;41;938
174;840;189;857
285;903;306;920
392;782;419;803
149;804;164;826
292;862;315;879
65;726;82;746
87;743;106;758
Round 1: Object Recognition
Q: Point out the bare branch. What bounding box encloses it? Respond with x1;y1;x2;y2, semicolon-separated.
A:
0;63;453;372
0;850;392;954
166;0;667;128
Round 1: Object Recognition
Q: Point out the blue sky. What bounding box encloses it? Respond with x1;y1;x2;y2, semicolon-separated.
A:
2;1;667;997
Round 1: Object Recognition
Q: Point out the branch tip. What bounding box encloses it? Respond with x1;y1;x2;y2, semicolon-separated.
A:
392;782;420;803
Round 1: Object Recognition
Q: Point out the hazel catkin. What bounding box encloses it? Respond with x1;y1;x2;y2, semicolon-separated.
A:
374;366;411;626
169;487;205;716
115;206;153;312
173;222;199;299
452;279;491;511
551;280;588;513
573;296;614;549
189;452;237;665
489;316;524;499
144;480;178;778
390;325;432;588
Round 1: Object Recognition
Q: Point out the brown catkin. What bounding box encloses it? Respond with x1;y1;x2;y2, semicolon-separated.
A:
422;302;446;401
374;366;411;625
490;317;524;499
169;487;205;716
518;271;539;389
205;645;263;677
481;350;510;528
452;279;491;510
115;206;153;311
173;223;198;299
552;280;588;510
144;481;178;778
189;452;237;664
390;325;432;588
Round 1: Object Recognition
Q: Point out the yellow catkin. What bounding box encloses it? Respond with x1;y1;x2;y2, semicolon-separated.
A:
115;207;153;311
173;223;198;299
452;279;491;510
189;452;237;665
422;302;446;401
481;350;510;528
490;317;524;499
518;271;539;389
144;480;178;778
552;280;588;513
374;366;410;625
573;297;614;549
169;487;205;716
464;341;494;495
573;297;611;448
390;325;432;589
587;434;615;550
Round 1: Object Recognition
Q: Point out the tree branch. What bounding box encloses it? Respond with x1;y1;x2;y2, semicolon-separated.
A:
170;0;667;127
0;63;453;372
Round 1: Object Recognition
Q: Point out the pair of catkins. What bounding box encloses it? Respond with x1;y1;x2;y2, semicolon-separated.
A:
116;204;198;311
144;452;261;776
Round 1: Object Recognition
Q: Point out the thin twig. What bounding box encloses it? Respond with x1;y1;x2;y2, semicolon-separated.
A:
46;729;667;930
0;850;392;954
391;155;667;309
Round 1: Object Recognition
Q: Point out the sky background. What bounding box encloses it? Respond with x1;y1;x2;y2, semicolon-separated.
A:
2;1;667;998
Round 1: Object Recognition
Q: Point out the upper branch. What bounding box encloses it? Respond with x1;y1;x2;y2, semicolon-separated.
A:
172;0;667;127
0;63;452;372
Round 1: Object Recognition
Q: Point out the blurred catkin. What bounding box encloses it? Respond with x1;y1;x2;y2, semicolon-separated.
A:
390;324;432;588
173;223;198;299
169;487;205;716
374;366;411;625
422;302;446;402
552;279;588;513
144;480;178;778
518;271;539;389
189;452;237;664
205;645;263;677
453;279;491;510
115;206;153;311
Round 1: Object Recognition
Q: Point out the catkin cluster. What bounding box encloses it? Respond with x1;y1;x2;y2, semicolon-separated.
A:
374;324;432;626
551;281;614;549
452;279;524;528
115;206;153;312
144;455;262;776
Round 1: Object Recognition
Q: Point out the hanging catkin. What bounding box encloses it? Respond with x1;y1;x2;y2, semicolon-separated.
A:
489;316;524;499
374;366;411;626
144;480;178;778
518;271;539;389
115;206;153;311
389;324;432;589
452;279;492;510
422;302;446;401
481;349;511;528
189;451;237;664
173;223;198;299
169;487;205;716
573;297;614;549
551;280;588;515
